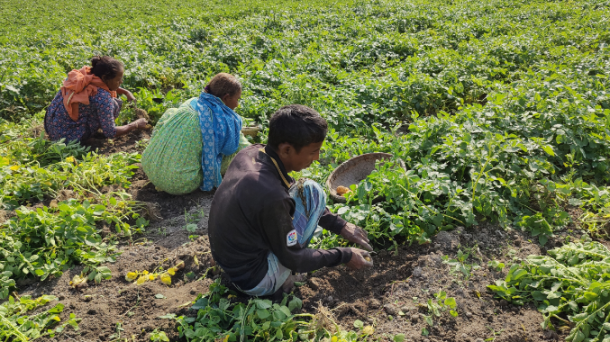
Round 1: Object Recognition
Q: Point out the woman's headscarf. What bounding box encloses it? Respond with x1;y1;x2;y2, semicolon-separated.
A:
194;92;242;191
61;66;117;121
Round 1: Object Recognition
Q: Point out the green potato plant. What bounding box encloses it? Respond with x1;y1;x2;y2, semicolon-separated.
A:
489;242;610;342
0;295;80;341
0;197;148;298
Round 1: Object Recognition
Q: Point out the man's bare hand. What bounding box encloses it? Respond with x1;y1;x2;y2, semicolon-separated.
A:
340;222;373;251
346;248;373;270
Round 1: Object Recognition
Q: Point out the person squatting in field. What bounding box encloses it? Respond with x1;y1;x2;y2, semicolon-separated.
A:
141;73;250;195
44;56;148;143
208;105;374;296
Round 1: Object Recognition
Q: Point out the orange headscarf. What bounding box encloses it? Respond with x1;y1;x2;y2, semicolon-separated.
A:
60;66;117;121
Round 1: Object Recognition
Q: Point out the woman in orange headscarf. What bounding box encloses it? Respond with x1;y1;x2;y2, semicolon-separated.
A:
44;56;148;142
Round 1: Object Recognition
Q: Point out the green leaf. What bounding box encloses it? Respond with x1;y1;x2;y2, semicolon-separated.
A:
544;305;559;314
278;305;291;317
532;291;547;301
255;299;272;310
573;330;585;342
191;298;209;310
444;297;457;309
393;334;405;342
542;145;555;156
257;309;270;319
288;297;302;313
583;292;598;301
155;294;166;299
353;320;364;329
539;235;548;246
511;269;528;281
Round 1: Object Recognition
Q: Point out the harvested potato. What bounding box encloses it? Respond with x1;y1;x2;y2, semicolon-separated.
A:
336;186;351;196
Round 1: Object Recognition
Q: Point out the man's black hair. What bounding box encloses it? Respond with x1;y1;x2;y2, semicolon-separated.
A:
268;105;328;152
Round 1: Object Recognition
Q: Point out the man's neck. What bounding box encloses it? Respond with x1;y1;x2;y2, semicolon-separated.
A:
266;145;293;173
263;145;294;189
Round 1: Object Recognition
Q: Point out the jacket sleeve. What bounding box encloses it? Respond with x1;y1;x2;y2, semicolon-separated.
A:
318;207;347;235
260;198;352;273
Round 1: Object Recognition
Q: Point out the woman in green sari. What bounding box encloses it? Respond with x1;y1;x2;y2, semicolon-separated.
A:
142;73;250;195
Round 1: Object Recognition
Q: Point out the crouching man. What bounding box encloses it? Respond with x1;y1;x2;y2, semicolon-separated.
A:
208;105;374;296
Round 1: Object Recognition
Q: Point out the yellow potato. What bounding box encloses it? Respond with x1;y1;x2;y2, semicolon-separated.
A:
336;186;352;196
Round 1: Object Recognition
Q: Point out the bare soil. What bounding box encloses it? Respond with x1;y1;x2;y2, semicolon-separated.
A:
85;129;151;156
295;226;575;342
13;131;596;342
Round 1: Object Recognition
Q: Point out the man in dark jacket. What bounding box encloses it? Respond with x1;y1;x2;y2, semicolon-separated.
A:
208;104;373;296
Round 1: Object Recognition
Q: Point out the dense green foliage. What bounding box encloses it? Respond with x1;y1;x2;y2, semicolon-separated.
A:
489;241;610;342
2;0;610;246
0;197;148;299
0;116;149;297
1;0;610;338
0;117;141;209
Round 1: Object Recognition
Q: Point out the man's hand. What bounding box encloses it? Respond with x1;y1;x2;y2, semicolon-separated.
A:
340;222;373;251
346;248;373;270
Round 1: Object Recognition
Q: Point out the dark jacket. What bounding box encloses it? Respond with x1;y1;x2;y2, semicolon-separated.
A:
208;144;353;290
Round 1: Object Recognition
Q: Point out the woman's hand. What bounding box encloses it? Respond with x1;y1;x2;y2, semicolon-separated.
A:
117;87;136;102
129;118;148;130
114;118;148;138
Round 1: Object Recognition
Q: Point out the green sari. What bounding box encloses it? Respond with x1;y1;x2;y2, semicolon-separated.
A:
142;98;250;195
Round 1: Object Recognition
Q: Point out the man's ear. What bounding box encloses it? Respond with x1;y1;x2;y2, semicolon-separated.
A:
277;142;293;157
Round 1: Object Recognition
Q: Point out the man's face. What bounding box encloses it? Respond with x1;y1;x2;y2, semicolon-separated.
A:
279;141;323;173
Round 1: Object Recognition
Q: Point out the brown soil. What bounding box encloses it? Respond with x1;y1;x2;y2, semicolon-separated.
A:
12;131;596;342
85;129;151;155
295;226;573;342
28;235;214;342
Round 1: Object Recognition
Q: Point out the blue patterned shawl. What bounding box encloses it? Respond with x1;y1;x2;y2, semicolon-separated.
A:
193;93;242;191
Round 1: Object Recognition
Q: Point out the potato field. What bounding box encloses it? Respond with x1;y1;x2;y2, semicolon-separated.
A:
1;0;610;341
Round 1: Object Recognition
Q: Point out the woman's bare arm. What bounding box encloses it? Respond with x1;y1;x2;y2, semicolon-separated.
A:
114;118;148;137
